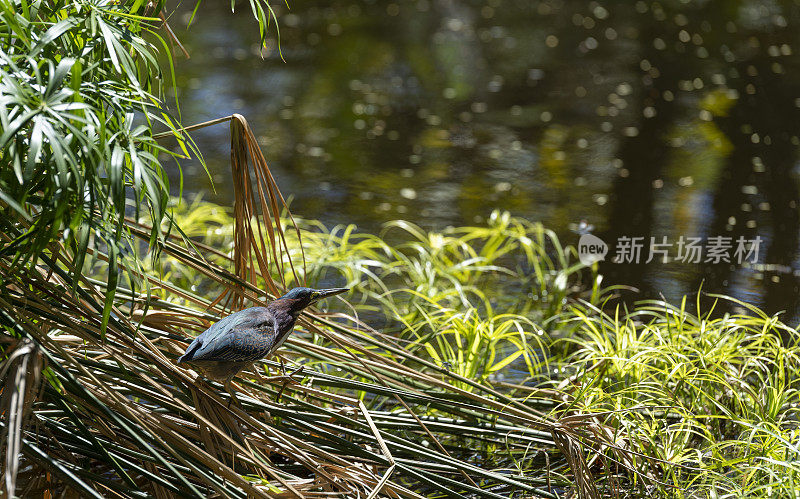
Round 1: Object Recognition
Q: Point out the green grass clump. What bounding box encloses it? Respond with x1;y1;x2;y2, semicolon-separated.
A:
554;297;800;497
389;294;548;390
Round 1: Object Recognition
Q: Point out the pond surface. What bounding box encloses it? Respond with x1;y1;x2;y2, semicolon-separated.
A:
165;0;800;321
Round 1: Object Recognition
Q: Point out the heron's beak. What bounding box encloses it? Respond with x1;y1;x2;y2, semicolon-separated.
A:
311;287;349;303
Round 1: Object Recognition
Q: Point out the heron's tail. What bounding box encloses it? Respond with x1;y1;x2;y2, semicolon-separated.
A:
178;338;202;363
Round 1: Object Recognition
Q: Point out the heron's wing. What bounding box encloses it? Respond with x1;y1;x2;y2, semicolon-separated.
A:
178;307;276;363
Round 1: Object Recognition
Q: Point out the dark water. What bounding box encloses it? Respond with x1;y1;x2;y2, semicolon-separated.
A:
165;0;800;321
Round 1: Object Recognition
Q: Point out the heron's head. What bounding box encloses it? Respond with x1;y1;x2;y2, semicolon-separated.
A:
279;287;349;313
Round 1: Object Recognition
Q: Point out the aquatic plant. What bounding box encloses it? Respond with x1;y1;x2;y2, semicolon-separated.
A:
552;296;800;496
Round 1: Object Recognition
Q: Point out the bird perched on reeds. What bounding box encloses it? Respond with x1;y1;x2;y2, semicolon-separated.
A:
178;287;348;397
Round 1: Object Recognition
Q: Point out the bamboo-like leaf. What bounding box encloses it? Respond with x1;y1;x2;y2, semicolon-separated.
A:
29;18;78;58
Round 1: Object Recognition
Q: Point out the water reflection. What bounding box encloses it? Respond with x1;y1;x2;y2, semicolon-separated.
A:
165;0;800;320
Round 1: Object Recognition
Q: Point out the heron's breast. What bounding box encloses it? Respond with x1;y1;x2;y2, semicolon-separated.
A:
270;325;295;353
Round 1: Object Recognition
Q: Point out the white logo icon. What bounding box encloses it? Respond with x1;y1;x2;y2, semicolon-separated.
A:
578;234;608;265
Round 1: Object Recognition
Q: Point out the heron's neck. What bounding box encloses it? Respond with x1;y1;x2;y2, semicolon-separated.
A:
269;306;294;323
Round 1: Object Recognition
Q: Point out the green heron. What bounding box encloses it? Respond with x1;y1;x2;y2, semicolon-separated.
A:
178;287;348;398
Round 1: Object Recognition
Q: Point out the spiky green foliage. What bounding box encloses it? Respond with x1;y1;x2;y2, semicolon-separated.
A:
553;297;800;497
0;0;280;327
0;0;190;326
